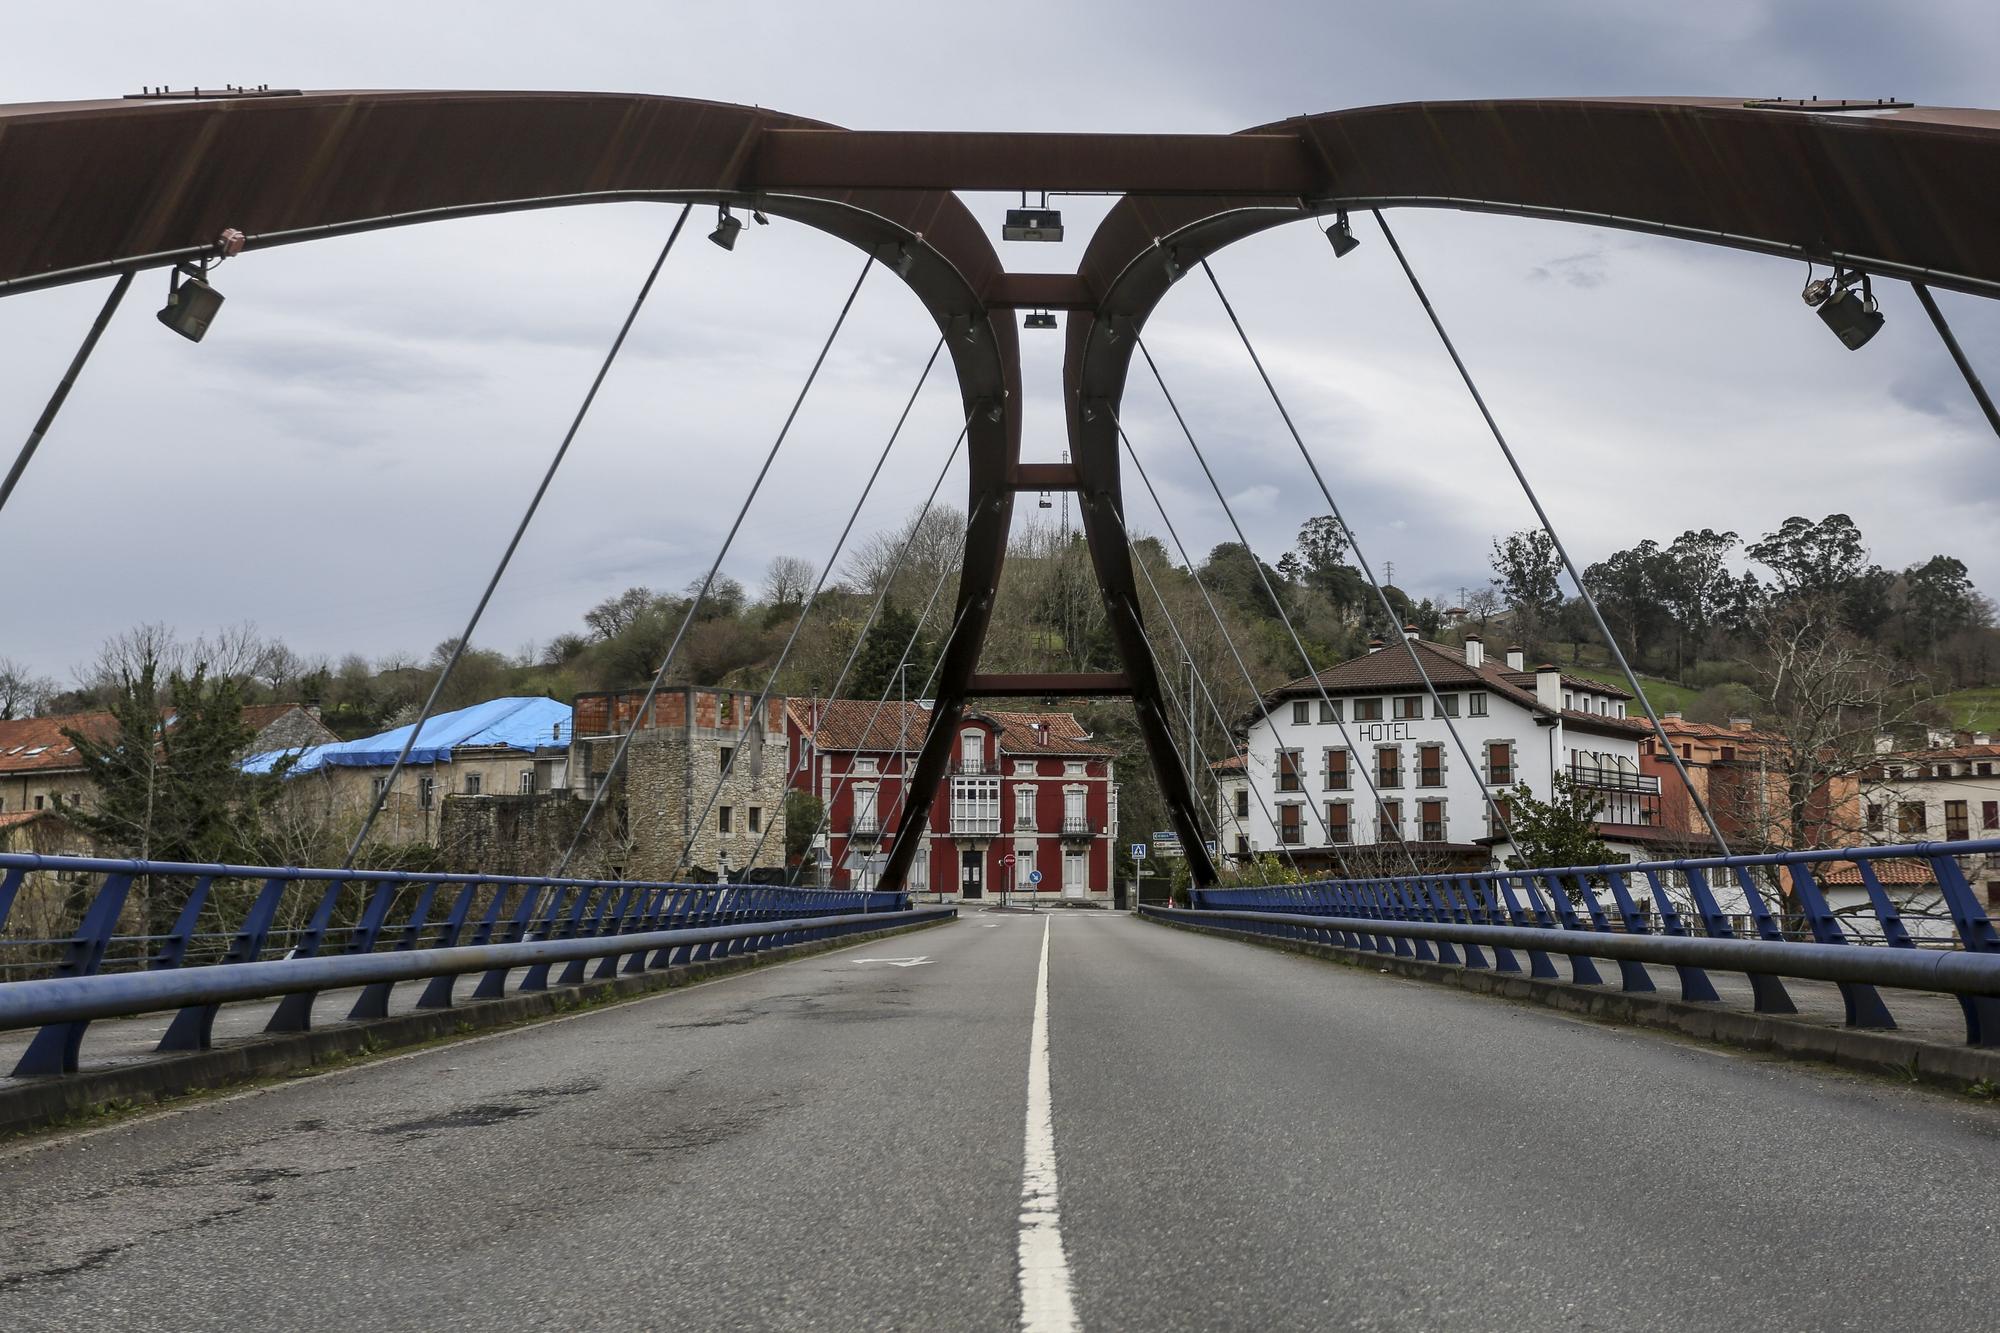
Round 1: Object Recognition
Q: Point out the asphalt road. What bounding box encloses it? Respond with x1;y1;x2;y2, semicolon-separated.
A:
2;911;1996;1331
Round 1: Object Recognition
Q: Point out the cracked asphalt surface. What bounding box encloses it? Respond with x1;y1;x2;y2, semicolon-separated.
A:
2;912;1996;1331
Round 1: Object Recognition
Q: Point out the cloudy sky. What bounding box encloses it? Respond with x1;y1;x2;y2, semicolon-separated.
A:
3;1;1997;681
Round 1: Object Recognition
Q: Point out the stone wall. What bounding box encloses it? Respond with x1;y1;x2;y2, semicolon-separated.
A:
436;793;619;879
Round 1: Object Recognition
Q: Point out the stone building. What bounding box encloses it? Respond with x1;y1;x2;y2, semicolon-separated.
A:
569;688;789;881
246;697;572;851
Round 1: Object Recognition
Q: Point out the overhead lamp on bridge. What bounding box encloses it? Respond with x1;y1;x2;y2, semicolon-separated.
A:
1003;191;1063;243
1801;265;1884;350
1324;211;1361;259
1023;309;1058;331
709;205;743;251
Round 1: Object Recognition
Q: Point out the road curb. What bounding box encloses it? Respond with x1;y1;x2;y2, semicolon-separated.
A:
1140;912;2000;1095
0;914;954;1138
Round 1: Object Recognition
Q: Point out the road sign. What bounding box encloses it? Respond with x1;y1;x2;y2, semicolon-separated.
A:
1152;830;1184;858
1028;869;1043;885
1130;842;1147;861
1000;853;1016;866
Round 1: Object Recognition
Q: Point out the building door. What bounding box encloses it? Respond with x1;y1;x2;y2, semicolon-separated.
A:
1062;847;1088;899
960;849;984;899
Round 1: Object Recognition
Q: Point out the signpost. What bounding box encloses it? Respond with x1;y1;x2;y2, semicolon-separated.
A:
1128;842;1147;912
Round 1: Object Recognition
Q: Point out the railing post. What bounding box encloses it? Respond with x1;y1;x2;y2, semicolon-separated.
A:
518;886;585;992
473;884;545;999
1417;883;1461;965
589;885;643;980
1448;879;1491;970
348;880;440;1020
1785;863;1896;1030
414;880;484;1009
1567;871;1652;993
0;867;25;937
148;875;215;971
1640;869;1723;1003
266;878;348;1030
623;887;671;973
158;874;288;1051
1524;871;1604;987
1495;877;1558;978
1926;851;2000;1046
559;885;620;985
11;872;132;1077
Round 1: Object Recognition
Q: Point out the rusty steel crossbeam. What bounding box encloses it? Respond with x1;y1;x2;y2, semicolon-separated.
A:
3;89;1997;888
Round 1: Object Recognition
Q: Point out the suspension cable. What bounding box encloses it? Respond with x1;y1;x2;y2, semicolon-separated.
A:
1911;282;2000;443
734;413;973;875
1369;210;1732;856
1129;343;1427;876
555;251;875;874
1121;604;1230;857
1111;496;1326;877
1195;259;1521;852
2;271;133;520
1115;507;1316;877
785;580;973;887
341;206;693;868
676;337;947;870
1110;424;1345;879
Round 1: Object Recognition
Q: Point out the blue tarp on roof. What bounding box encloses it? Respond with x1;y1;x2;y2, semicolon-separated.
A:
244;697;571;775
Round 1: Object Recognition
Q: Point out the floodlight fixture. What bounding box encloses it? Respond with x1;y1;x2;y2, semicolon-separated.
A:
1801;266;1883;350
1325;211;1361;258
751;209;770;225
1002;208;1064;242
709;206;742;251
1023;310;1057;330
156;262;224;342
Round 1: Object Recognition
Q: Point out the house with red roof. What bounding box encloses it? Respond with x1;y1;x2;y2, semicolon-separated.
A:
785;699;1117;901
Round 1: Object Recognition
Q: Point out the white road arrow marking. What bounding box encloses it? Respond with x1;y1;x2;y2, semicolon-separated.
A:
852;956;933;967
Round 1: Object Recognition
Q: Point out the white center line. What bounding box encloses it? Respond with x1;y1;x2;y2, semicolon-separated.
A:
1017;914;1079;1333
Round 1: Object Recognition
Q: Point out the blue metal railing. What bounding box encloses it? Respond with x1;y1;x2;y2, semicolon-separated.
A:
0;852;938;1078
1169;839;2000;1047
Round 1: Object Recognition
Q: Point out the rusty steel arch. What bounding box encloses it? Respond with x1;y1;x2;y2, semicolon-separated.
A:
4;92;1999;888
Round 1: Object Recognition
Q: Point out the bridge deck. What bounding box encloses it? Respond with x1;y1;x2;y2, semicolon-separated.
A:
2;913;1993;1330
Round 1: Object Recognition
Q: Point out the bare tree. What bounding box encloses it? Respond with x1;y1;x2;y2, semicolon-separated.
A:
0;657;56;718
761;556;817;610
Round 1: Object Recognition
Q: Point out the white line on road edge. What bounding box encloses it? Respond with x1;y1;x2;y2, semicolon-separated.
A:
1017;914;1079;1333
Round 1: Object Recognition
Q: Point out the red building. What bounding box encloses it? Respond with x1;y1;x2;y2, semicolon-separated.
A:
785;699;1118;901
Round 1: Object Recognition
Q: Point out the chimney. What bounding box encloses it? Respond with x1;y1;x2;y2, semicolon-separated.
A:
1975;732;1992;747
1402;622;1420;642
1505;646;1526;671
1367;634;1385;654
1664;710;1683;722
1535;663;1562;713
1873;733;1895;755
1728;716;1754;732
1463;633;1484;669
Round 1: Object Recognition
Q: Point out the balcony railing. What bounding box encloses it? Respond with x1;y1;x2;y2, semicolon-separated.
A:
1060;816;1094;839
1569;762;1661;794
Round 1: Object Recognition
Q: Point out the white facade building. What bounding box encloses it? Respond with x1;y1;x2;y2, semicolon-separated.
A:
1226;631;1677;872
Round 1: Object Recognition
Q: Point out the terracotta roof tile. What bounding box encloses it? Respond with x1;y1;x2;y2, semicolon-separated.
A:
0;712;114;775
1814;858;1938;886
